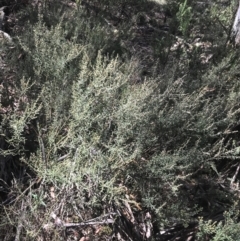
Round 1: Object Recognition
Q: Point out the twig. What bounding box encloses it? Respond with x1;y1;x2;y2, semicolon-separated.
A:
230;163;240;186
44;212;118;229
123;199;136;224
63;219;114;227
214;16;228;35
120;199;142;240
38;133;47;168
57;153;70;161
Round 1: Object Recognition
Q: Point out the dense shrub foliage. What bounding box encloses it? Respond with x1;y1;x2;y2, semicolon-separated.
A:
1;0;240;240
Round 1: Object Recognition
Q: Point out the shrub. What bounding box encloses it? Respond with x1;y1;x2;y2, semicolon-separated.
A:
1;0;240;240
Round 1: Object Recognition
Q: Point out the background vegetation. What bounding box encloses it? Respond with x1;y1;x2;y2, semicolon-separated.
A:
1;0;240;240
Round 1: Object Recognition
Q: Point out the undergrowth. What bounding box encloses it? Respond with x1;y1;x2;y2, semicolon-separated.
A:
1;0;240;240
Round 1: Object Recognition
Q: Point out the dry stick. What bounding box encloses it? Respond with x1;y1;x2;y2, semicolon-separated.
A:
57;153;70;161
63;219;115;227
121;200;142;240
45;212;118;229
38;134;47;168
230;163;240;187
43;219;115;230
123;199;135;224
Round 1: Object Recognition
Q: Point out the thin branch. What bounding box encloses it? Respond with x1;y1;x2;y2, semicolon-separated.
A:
231;163;240;186
43;212;118;230
214;16;228;35
57;153;70;161
63;219;115;227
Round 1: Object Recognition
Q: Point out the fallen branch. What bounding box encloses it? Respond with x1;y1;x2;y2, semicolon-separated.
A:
63;219;115;227
43;212;118;230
